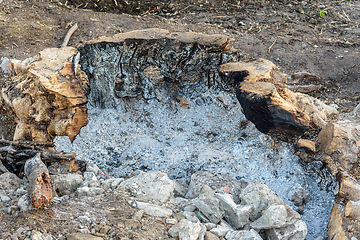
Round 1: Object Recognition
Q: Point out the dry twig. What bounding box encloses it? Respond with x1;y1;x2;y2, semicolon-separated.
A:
61;23;78;47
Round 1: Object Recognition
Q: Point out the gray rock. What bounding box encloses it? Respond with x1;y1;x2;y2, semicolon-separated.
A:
225;229;262;240
77;186;104;197
132;209;144;220
0;57;11;74
240;180;283;221
266;219;307;240
194;191;224;224
86;161;100;174
0;172;21;191
216;193;252;229
76;216;92;225
203;223;217;230
183;211;200;223
67;233;103;240
168;224;180;238
205;231;220;240
250;204;288;230
18;194;32;211
1;195;11;203
133;201;173;217
7;205;19;215
209;220;234;237
82;172;100;188
166;218;178;225
110;178;124;189
15;188;28;195
117;171;175;203
178;219;202;240
184;203;197;212
52;173;84;196
31;231;52;240
198;224;207;240
174;179;189;198
101;178;115;191
185;171;242;200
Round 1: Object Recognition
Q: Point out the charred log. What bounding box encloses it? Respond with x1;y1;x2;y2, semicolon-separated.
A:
79;28;241;108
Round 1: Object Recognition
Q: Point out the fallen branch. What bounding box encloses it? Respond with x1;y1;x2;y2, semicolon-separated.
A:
0;139;54;151
24;153;52;209
0;148;75;162
61;23;78;48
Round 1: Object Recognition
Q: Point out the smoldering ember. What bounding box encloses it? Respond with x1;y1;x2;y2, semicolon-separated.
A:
0;1;360;240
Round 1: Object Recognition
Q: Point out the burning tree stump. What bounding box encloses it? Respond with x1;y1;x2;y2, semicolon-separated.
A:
24;153;52;209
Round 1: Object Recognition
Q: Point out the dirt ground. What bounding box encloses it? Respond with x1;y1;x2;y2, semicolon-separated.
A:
0;0;359;238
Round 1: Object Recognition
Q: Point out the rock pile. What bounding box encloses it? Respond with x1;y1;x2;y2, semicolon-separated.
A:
64;170;308;239
0;169;308;239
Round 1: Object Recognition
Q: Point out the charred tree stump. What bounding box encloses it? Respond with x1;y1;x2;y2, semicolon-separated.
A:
24;153;52;209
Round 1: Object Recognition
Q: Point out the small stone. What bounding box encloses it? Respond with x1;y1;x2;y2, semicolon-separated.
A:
198;224;206;240
117;171;175;203
225;229;262;240
101;179;115;191
110;178;124;189
193;190;224;224
209;220;233;237
185;171;242;200
240;180;283;221
0;172;21;191
203;223;217;230
178;219;202;240
133;201;173;217
76;216;91;225
52;173;84;196
82;172;100;188
78;229;90;233
168;224;180;238
166;218;178;225
250;204;288;230
216;193;252;229
18;194;32;211
7;205;19;215
266;219;307;240
205;231;220;240
182;211;200;223
1;195;11;203
132;209;144;220
86;161;100;174
15;188;28;195
184;204;196;212
174;179;188;198
31;231;52;240
99;225;111;234
77;186;104;197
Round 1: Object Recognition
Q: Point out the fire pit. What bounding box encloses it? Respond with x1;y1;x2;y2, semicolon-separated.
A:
49;29;336;238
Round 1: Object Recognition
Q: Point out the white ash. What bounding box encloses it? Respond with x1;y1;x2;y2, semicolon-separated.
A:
55;88;334;238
